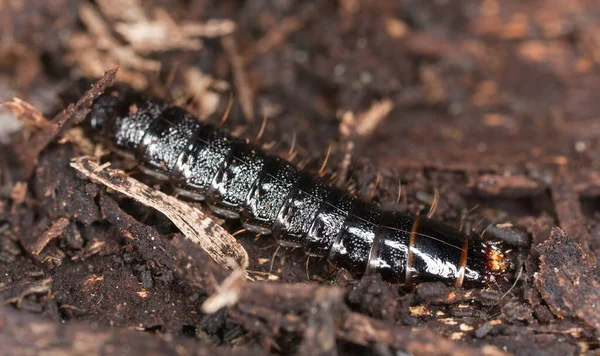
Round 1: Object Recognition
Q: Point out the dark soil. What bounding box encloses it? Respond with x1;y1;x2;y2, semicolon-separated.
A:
1;1;599;355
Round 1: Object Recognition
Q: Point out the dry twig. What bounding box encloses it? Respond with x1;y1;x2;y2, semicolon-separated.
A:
4;67;117;177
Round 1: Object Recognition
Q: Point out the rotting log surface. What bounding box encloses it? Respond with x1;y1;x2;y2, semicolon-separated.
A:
1;1;600;355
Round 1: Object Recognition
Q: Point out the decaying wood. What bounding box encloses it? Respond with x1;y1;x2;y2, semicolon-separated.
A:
228;282;508;356
0;279;52;308
472;174;545;198
0;306;246;356
534;227;600;332
3;67;118;177
551;169;594;260
70;157;248;273
0;98;47;132
26;217;70;255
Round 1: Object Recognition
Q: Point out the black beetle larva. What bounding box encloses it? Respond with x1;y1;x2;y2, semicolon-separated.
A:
86;88;515;288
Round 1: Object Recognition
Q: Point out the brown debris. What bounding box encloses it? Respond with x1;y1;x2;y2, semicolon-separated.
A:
354;98;394;137
231;282;507;356
472;174;544;198
244;12;308;64
336;111;355;187
550;169;596;261
3;0;600;354
112;9;203;54
0;98;48;132
484;223;530;247
0;278;52;308
346;274;404;320
551;169;594;258
11;67;118;177
500;300;533;322
340;313;506;356
98;194;228;291
202;265;247;314
415;282;481;305
9;181;27;205
69;3;159;87
0;306;245;356
58;128;98;157
23;217;70;256
70;157;248;273
297;287;341;356
182;67;230;119
534;227;600;332
336;99;393;186
182;19;237;38
33;146;102;226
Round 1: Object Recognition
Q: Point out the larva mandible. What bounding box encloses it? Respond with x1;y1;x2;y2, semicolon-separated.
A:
86;88;514;288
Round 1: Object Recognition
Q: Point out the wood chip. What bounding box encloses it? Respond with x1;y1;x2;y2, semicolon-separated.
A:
70;157;249;273
550;169;593;258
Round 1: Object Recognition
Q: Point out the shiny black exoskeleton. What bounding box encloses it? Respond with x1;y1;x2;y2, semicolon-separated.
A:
87;88;510;288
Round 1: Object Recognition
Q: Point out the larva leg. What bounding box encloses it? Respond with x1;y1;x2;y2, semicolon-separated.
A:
242;223;271;234
207;203;240;219
174;187;205;201
138;166;170;181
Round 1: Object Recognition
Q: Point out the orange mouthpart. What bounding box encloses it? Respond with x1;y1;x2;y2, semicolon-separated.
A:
487;246;509;272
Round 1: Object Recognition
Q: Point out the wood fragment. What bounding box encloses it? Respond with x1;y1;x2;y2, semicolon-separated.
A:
70;4;156;87
339;312;506;356
0;279;52;308
298;287;341;356
231;282;508;356
336;99;392;187
25;218;70;256
69;157;249;274
534;228;600;332
202;265;248;314
11;67;118;177
245;15;306;63
473;174;544;197
0;97;48;131
550;169;593;258
183;19;236;38
9;181;27;205
0;306;239;355
184;68;228;119
113;9;203;53
354;98;393;137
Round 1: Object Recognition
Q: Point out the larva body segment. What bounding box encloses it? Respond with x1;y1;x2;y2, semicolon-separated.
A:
246;156;299;233
87;88;512;288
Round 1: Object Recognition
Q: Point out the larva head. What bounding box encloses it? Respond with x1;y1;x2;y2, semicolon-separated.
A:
89;93;121;131
485;241;515;274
